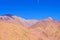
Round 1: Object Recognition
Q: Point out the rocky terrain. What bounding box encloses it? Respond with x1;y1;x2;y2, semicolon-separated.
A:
0;14;60;40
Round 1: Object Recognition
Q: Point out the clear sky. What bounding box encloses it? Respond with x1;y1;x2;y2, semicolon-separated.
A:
0;0;60;21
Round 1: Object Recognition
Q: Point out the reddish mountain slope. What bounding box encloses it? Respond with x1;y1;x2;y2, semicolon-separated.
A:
0;14;60;40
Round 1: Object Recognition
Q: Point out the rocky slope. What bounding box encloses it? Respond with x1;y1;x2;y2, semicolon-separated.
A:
0;14;60;40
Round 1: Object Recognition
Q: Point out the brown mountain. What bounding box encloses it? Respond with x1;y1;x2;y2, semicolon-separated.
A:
0;14;60;40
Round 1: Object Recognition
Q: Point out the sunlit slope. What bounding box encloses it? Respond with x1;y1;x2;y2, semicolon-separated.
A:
0;14;60;40
0;21;30;40
30;18;60;40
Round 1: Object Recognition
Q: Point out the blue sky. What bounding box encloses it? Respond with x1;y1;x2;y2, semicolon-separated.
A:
0;0;60;21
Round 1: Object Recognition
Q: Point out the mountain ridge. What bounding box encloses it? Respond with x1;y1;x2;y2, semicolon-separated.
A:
0;14;60;40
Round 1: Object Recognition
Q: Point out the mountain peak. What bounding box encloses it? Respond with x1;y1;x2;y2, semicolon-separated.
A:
2;14;15;17
47;17;53;20
44;17;54;21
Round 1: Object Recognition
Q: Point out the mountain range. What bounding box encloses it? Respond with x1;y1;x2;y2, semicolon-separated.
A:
0;14;60;40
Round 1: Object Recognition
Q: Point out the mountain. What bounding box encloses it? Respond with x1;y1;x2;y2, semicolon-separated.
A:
0;14;60;40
